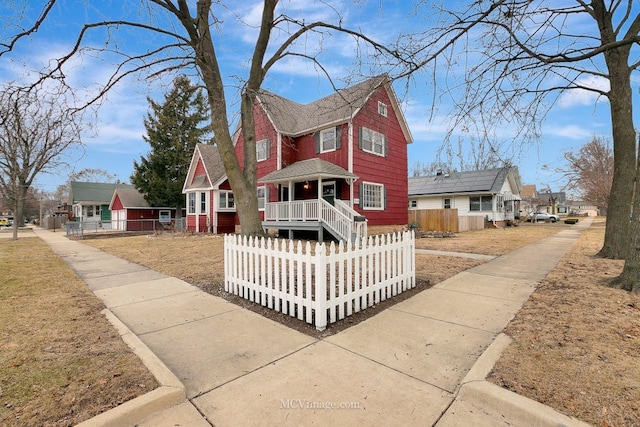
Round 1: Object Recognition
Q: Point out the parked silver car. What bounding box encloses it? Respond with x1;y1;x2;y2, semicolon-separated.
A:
531;212;559;222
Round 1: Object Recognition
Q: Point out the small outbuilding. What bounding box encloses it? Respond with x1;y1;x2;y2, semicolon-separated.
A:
109;187;181;231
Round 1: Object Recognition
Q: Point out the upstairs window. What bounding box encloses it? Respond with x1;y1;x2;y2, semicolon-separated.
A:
256;139;270;162
359;127;387;157
315;126;341;153
378;101;388;117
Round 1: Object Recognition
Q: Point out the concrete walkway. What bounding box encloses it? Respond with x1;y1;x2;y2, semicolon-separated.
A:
33;221;594;427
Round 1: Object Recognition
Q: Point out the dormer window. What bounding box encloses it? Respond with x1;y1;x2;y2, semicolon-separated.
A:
378;101;387;117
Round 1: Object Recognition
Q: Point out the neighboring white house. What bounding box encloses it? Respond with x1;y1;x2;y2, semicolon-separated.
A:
408;166;523;226
69;181;133;226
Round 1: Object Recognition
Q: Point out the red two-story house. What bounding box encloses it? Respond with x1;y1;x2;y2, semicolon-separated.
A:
182;74;413;241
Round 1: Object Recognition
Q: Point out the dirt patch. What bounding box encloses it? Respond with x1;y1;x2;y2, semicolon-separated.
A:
0;238;157;427
488;220;640;426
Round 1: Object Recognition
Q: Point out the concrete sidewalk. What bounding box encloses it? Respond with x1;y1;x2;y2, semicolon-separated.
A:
33;221;593;427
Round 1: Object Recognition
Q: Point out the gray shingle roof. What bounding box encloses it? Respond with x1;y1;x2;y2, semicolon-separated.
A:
258;75;388;136
112;187;150;208
183;143;224;191
408;167;514;196
70;181;133;204
258;158;358;184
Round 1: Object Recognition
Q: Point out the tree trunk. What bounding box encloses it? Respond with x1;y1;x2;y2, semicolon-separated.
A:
597;21;635;259
11;183;26;240
612;162;640;293
184;0;267;237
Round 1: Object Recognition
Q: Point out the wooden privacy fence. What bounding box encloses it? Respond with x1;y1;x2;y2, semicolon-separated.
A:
408;209;486;232
409;209;458;232
224;231;415;331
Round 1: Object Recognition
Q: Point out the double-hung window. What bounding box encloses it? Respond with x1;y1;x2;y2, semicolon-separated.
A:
219;191;235;210
319;128;336;152
200;192;207;213
256;139;269;162
188;193;196;214
257;186;266;210
361;182;385;210
469;195;493;211
360;127;386;156
378;101;388;117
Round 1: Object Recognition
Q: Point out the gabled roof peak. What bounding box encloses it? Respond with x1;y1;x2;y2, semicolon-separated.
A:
257;74;390;136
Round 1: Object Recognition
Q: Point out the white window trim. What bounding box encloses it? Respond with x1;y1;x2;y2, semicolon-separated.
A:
361;181;385;211
159;210;171;223
443;197;452;209
257;186;266;211
188;192;196;214
378;101;387;117
319;127;337;153
361;127;386;157
469;195;493;212
256;138;269;162
218;190;236;211
199;192;208;214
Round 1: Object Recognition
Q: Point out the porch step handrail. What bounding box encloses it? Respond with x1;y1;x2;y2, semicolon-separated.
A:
334;199;368;243
333;199;358;220
264;198;367;243
319;199;353;242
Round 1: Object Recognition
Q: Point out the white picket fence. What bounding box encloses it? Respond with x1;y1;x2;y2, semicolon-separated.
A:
224;231;415;331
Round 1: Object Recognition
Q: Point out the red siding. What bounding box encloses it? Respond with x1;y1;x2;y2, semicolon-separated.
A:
292;126;349;168
111;194;124;210
217;212;235;234
187;214;196;230
194;158;206;177
235;105;279;177
126;209;161;231
230;83;409;228
351;87;408;226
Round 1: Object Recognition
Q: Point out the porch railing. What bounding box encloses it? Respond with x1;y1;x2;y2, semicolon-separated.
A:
264;199;367;243
333;199;367;243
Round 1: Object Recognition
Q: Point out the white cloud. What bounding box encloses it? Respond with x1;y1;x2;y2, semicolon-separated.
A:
557;76;609;108
545;124;593;140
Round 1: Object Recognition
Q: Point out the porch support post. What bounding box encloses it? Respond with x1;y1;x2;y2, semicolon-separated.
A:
288;180;293;221
349;178;355;209
317;179;322;242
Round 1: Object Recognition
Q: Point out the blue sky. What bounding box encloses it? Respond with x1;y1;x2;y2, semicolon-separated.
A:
0;1;633;196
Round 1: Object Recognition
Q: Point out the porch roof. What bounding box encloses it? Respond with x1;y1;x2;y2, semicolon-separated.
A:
258;158;358;184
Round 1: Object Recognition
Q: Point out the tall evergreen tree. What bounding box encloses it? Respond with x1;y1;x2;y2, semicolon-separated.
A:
131;76;211;222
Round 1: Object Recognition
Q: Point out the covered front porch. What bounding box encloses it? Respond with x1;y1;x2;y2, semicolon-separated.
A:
258;159;367;242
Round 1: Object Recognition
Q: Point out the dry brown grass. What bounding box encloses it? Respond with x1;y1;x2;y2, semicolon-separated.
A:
488;219;640;426
0;238;157;427
414;222;564;255
78;219;639;425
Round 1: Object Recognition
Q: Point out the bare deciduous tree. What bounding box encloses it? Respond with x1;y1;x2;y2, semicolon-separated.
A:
409;0;639;261
561;137;613;213
0;85;83;239
1;1;413;237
